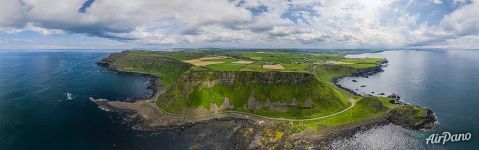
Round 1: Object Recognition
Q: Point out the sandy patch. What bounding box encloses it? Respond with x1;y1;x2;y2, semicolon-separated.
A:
183;59;201;64
195;61;224;66
233;60;254;64
199;56;228;61
263;64;285;70
183;59;225;66
250;57;262;60
325;61;353;65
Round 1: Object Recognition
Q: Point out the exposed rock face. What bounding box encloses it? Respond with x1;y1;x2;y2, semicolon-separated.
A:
97;52;126;67
247;95;261;111
304;99;314;108
351;59;387;77
210;103;219;113
181;71;317;85
387;93;406;105
262;98;292;112
220;97;232;109
291;98;298;107
163;70;321;111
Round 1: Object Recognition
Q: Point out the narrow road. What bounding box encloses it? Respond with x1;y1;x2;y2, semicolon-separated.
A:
147;96;357;122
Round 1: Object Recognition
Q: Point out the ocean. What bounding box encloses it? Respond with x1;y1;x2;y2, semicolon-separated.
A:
335;50;479;149
0;51;190;150
1;50;478;149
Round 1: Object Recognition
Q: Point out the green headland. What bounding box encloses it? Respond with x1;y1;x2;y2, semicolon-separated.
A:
95;49;436;146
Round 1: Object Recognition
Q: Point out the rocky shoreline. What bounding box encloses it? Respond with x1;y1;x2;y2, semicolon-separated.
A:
90;96;396;149
92;53;437;149
332;58;388;96
97;56;159;102
332;58;437;130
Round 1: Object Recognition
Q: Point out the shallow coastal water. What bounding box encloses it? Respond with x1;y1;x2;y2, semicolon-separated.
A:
336;50;479;149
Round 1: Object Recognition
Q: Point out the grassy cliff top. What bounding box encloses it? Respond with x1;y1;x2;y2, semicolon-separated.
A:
117;50;384;72
100;49;435;131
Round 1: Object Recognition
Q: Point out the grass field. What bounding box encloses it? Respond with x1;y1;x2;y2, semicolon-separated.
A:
104;50;427;131
99;49;437;135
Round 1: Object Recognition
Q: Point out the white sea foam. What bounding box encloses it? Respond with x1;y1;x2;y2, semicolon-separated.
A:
331;124;445;150
66;92;73;100
89;97;108;102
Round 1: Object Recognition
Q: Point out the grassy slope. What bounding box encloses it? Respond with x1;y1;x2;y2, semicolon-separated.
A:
107;51;193;87
106;50;430;131
151;50;387;119
387;105;429;128
157;71;351;119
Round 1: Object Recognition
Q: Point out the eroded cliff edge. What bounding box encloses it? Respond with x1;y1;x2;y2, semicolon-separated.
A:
91;50;437;149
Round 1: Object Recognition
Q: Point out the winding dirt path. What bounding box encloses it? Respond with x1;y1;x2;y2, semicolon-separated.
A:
146;96;357;122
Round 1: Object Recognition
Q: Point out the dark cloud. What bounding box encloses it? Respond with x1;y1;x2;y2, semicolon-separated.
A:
32;20;135;40
78;0;95;13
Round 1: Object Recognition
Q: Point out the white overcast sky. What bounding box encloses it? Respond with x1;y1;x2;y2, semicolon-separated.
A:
0;0;478;49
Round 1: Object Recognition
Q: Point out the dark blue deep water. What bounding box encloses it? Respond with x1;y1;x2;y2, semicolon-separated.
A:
0;51;188;150
335;50;479;149
1;50;479;149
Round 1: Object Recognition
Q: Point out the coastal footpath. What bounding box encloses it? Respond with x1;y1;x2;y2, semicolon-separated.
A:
91;50;437;149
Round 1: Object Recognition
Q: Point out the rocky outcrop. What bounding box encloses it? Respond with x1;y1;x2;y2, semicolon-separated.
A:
157;69;337;116
387;93;407;105
181;70;318;86
247;95;261;111
386;105;437;130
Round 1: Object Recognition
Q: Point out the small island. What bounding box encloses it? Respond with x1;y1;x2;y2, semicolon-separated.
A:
92;49;436;149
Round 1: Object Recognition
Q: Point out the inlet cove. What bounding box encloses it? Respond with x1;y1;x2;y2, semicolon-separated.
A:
91;49;437;149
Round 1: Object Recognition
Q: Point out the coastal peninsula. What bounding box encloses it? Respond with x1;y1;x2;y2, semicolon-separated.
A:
91;49;437;149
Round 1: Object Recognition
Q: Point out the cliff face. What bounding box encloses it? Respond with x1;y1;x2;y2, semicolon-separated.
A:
97;52;192;87
97;52;126;67
181;71;318;85
157;70;349;117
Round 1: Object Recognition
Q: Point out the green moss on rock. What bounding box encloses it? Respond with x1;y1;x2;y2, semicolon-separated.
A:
386;105;436;129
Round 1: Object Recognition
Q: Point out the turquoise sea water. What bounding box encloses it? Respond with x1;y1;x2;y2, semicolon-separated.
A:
336;50;479;149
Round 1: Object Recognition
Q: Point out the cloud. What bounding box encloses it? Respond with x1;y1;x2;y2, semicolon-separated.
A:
406;0;479;48
78;0;95;13
0;0;478;48
0;0;27;32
